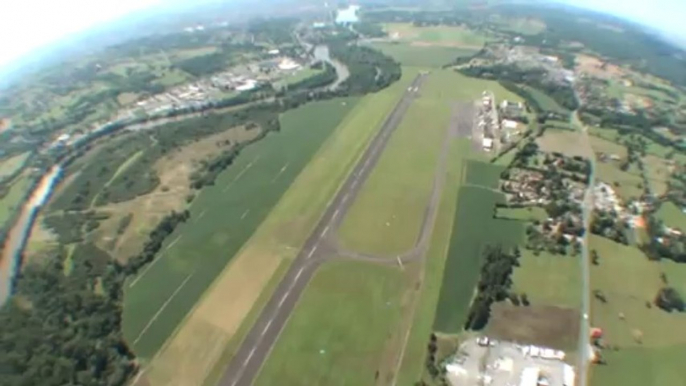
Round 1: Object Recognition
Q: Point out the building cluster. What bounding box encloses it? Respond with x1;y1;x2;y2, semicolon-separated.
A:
445;337;575;386
593;182;645;228
489;45;576;85
48;53;307;150
479;92;499;151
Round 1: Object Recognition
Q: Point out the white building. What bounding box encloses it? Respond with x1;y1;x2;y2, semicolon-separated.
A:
520;367;540;386
336;5;360;24
502;119;519;130
482;137;494;151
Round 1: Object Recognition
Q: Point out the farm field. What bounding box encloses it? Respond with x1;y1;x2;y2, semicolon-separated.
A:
383;23;490;48
0;152;30;181
254;260;407;386
589;127;686;165
512;250;581;308
641;155;672;196
0;173;33;227
137;73;417;386
595;161;645;200
369;42;477;68
394;139;471;385
496;206;548;222
122;97;359;361
433;161;524;333
536;129;592;158
273;68;324;89
491;16;547;35
588;133;628;159
522;85;568;115
589;235;686;386
655;201;686;231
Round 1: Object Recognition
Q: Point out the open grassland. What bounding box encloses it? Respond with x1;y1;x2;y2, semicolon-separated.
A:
369;42;477;68
641;155;672;196
595;162;645;200
590;235;686;386
522;85;568;115
0;152;30;181
395;139;471;385
137;74;418;386
383;23;490;49
512;250;581;308
273;68;323;89
589;127;686;165
0;173;33;227
496;207;548;222
254;260;407;386
122;97;359;361
589;132;628;159
339;69;451;256
433;161;524;333
536;129;592;158
656;201;686;231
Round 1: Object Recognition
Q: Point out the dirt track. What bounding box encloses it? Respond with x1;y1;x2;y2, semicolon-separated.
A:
219;76;476;386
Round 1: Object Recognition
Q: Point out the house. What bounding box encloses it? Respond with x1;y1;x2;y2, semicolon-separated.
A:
482;137;494;151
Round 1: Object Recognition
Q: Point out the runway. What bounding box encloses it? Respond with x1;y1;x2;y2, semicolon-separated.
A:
219;73;428;386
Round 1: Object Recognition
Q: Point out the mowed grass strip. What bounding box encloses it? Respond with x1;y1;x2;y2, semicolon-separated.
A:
433;161;524;333
123;97;359;360
369;42;477;68
254;260;407;386
589;235;686;386
338;69;451;256
137;73;419;386
512;250;581;308
395;139;470;385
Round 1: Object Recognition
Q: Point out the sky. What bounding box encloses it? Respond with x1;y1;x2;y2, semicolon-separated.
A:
0;0;685;68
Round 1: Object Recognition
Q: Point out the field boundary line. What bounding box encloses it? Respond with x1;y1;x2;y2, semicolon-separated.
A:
129;235;182;288
133;272;194;345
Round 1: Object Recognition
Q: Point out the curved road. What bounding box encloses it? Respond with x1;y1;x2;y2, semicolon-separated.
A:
219;74;429;386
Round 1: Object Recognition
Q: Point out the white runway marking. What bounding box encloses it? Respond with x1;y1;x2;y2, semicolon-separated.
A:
294;267;304;281
333;209;340;219
261;319;273;336
133;272;194;345
278;292;289;308
129;235;182;288
223;156;260;192
342;193;349;203
352;180;358;188
322;225;329;237
307;246;318;259
271;162;289;183
195;210;207;223
243;347;256;367
240;209;250;220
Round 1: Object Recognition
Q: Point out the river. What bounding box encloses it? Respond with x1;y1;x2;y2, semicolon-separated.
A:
0;165;62;305
0;43;349;306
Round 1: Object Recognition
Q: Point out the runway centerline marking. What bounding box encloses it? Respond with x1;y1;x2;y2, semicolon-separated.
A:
240;209;250;220
278;292;289;308
322;225;329;237
307;245;318;259
261;320;273;336
243;347;256;367
294;267;304;281
333;209;340;219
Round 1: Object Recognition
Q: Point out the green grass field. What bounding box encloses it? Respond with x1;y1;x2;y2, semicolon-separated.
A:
338;69;451;256
394;139;471;385
595;162;645;200
523;85;569;115
122;97;359;359
496;206;548;222
273;68;324;89
657;201;686;231
0;174;33;227
254;260;406;386
589;134;628;159
433;161;524;333
590;235;686;386
0;152;30;181
383;23;490;48
512;250;581;308
369;42;477;68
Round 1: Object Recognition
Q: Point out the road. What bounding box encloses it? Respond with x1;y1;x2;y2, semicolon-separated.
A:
219;73;428;386
574;108;595;386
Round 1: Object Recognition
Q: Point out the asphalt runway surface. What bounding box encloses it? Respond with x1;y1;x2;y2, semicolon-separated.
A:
219;73;428;386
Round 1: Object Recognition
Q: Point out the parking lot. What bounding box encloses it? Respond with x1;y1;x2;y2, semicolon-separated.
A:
446;337;575;386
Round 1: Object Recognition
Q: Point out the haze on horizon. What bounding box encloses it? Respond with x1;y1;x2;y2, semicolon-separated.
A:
0;0;684;71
